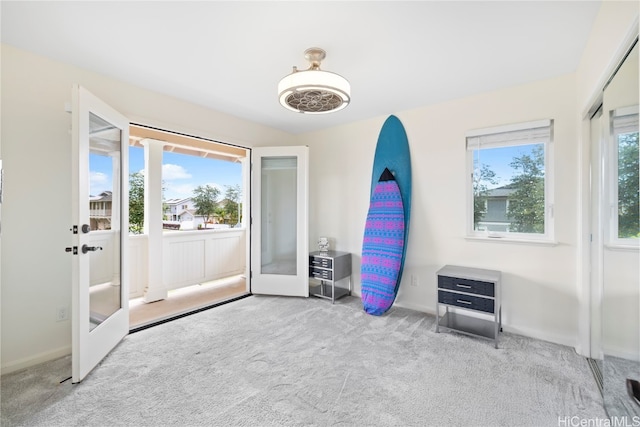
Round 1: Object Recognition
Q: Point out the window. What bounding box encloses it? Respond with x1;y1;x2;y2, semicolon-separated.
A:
466;119;554;241
609;106;639;245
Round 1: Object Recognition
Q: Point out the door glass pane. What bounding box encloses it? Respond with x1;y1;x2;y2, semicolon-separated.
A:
601;41;640;419
614;115;639;239
261;156;297;275
88;112;122;331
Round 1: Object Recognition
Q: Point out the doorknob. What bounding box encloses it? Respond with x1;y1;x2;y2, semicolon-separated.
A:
81;224;91;234
81;244;103;254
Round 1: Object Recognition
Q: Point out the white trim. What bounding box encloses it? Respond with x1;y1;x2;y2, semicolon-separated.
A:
1;346;71;375
465;236;558;247
604;243;640;252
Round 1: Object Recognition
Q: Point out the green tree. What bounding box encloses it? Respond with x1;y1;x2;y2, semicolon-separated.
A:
214;206;227;224
223;184;242;225
192;185;220;226
473;163;498;229
507;145;545;233
617;131;639;238
129;172;144;234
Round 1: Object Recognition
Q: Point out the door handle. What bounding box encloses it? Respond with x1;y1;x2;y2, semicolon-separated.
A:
81;244;103;254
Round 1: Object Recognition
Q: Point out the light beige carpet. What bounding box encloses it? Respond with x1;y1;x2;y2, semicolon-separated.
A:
1;295;606;426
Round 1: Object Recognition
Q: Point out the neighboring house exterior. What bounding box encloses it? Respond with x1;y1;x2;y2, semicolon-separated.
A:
477;187;516;232
163;197;230;230
164;198;197;222
89;191;112;230
163;198;203;229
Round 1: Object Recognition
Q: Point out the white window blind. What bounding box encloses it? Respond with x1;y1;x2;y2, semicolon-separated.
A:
612;106;639;134
466;119;552;150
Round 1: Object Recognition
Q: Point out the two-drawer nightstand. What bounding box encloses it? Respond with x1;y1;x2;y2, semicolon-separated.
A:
309;251;352;304
436;265;502;348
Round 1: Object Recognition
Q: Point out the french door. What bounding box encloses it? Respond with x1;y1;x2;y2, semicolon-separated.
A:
71;85;129;383
250;146;309;296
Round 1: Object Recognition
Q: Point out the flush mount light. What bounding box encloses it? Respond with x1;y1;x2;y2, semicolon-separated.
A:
278;47;351;114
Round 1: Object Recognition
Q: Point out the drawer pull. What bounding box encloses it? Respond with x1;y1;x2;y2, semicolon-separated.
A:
456;284;472;289
456;299;472;305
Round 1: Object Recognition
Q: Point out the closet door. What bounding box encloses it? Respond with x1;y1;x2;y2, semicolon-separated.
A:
597;41;639;417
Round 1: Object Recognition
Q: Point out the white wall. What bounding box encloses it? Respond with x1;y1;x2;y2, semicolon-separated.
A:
301;74;581;347
0;44;294;373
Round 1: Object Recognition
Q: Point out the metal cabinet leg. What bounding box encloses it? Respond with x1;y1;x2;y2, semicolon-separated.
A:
331;280;335;304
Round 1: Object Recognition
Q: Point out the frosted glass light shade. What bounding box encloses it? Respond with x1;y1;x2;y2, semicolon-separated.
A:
278;69;351;114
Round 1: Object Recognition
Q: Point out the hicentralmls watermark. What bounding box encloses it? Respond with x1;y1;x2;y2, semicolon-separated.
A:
558;416;640;427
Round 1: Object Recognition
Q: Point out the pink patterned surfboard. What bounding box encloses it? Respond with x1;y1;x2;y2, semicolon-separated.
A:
360;168;405;315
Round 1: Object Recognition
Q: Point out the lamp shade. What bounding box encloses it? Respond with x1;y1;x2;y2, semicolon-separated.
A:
278;48;351;114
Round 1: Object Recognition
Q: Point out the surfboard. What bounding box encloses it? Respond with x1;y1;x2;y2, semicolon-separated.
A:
361;115;411;315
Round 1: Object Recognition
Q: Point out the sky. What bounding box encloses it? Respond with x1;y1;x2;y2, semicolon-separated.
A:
89;143;540;198
90;146;243;200
473;143;542;188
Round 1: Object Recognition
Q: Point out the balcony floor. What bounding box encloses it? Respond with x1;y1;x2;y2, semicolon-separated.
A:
129;274;247;330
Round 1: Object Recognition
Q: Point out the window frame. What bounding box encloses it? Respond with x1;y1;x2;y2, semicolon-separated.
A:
465;119;555;243
607;105;639;248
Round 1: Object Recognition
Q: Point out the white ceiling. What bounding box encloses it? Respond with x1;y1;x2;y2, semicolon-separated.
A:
1;1;601;134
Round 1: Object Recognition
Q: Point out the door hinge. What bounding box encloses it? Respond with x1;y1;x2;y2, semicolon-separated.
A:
65;246;78;255
250;271;253;279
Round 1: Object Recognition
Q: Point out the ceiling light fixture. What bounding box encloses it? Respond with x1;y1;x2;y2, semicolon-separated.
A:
278;47;351;114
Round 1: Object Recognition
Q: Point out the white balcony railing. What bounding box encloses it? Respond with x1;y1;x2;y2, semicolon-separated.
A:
89;209;112;217
90;228;247;299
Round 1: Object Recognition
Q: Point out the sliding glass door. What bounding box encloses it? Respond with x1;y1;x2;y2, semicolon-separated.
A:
592;40;640;418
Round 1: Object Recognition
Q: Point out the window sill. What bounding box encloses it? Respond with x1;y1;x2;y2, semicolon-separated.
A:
604;243;639;252
465;236;558;247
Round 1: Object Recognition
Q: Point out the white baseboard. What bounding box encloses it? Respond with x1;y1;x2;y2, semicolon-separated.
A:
393;300;435;315
502;324;577;350
1;345;71;376
603;344;640;362
392;300;578;350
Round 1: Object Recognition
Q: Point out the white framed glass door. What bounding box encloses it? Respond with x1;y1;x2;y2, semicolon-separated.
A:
590;39;640;418
71;85;129;383
251;146;308;296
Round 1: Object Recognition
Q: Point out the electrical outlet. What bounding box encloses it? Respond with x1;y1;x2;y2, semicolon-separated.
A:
410;275;418;287
56;306;69;322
